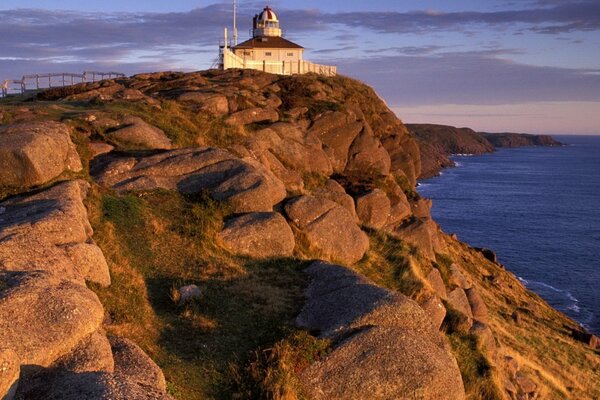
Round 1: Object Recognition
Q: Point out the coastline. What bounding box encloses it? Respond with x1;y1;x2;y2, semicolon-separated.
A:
418;140;600;335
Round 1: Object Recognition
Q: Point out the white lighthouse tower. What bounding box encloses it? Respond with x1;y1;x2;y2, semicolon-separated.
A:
220;5;336;76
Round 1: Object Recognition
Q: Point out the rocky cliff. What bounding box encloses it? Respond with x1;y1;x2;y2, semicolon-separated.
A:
0;70;597;400
407;123;563;179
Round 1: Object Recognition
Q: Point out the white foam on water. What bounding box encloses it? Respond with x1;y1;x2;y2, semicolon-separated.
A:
521;278;582;314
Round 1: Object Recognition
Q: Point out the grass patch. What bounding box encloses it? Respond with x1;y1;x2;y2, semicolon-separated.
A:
354;229;426;300
230;330;331;400
448;333;503;400
89;189;310;399
101;100;242;148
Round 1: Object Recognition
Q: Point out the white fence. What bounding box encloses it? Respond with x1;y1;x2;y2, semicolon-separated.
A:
223;48;336;76
1;71;125;97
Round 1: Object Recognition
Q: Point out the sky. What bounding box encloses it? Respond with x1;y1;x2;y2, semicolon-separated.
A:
1;0;599;134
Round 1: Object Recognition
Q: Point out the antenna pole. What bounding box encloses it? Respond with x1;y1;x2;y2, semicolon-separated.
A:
233;0;238;46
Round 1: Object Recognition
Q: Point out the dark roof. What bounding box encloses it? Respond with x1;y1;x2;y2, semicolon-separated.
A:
234;36;304;50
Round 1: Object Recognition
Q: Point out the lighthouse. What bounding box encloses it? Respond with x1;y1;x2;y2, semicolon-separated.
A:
220;6;336;76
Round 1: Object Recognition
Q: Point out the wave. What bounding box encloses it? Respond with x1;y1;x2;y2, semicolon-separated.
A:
518;277;582;314
452;153;475;156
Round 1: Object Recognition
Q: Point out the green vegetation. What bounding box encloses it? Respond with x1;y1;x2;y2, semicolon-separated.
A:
89;189;311;399
448;333;503;400
355;229;427;301
101;100;241;148
231;331;331;400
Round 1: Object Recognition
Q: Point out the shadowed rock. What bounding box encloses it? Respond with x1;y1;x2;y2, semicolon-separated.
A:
219;212;295;258
296;262;465;400
53;331;115;374
108;116;172;150
24;371;173;400
0;349;19;400
110;337;167;393
0;121;82;188
285;196;368;265
93;147;286;213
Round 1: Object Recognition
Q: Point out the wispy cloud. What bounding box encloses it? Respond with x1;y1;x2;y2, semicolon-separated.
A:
339;50;600;106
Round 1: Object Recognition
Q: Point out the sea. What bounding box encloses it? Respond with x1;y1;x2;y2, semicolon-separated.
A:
417;135;600;334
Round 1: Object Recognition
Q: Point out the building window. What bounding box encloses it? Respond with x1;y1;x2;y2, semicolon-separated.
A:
244;51;252;56
265;52;272;56
287;52;294;57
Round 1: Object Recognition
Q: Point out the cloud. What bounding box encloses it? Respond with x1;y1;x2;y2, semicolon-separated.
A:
337;50;600;106
284;1;600;35
313;45;358;54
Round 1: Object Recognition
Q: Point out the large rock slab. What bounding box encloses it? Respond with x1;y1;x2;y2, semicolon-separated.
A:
107;116;172;150
267;123;332;176
33;371;173;400
344;128;391;178
0;271;104;368
355;189;391;229
176;91;229;115
110;337;167;393
312;180;356;220
0;180;110;286
219;212;295;258
285;196;368;265
465;287;488;323
225;107;279;125
392;217;446;260
419;295;447;330
16;335;171;400
308;111;363;173
93;147;286;213
427;268;448;300
0;121;82;188
53;331;115;374
296;262;465;400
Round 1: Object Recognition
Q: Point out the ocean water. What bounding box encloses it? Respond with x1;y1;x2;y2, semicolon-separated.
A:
418;135;600;334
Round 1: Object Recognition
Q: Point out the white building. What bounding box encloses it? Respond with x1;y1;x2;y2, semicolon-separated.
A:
220;6;336;76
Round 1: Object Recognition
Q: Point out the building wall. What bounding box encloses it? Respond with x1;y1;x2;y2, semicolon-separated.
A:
233;48;303;62
223;48;336;76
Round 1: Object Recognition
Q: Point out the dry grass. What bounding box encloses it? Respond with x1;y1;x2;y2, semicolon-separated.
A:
354;229;428;301
101;100;243;149
230;331;331;400
442;234;600;400
87;188;310;399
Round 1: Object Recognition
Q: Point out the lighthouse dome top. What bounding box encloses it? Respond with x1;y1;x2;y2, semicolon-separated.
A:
258;6;278;23
253;6;282;37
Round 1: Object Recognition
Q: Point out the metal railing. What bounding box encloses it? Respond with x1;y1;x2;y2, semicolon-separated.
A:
1;71;125;97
